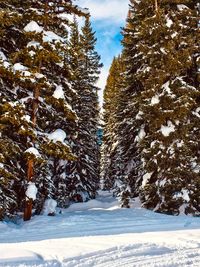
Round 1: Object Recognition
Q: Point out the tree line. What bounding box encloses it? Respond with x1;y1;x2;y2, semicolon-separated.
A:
102;0;200;215
0;0;102;220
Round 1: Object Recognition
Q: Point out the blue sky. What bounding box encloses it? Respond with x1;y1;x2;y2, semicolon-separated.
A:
77;0;129;104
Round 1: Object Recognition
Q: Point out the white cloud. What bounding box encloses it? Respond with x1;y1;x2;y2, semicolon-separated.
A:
77;0;129;24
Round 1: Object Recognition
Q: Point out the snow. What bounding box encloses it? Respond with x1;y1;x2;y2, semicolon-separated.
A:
2;61;10;68
53;85;65;99
0;51;7;61
77;7;90;15
24;22;63;43
43;199;57;215
193;107;200;118
13;63;27;71
24;21;43;33
162;81;171;94
22;115;31;122
135;126;146;142
150;95;159;105
171;32;178;38
173;189;190;202
48;129;67;143
0;51;11;70
25;182;38;201
166;17;173;28
160;47;167;55
57;13;71;21
161;81;176;98
135;110;143;120
27;41;41;48
35;73;45;79
160;121;175;137
0;249;42;264
0;191;200;266
25;147;41;157
181;189;190;202
150;140;157;148
23;71;32;77
177;4;189;11
176;140;184;148
142;172;153;187
43;31;63;43
158;178;167;187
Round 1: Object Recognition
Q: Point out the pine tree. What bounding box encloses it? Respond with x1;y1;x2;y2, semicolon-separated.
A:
80;16;103;196
102;2;145;207
113;0;146;208
0;0;38;219
129;0;200;215
67;16;102;202
80;16;102;84
0;0;89;220
102;55;125;191
103;0;199;214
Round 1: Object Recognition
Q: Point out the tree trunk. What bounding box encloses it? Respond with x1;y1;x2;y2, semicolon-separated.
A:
23;86;40;221
24;159;34;221
24;199;33;221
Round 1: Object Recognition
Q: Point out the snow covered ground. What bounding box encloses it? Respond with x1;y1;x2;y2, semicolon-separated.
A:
0;191;200;267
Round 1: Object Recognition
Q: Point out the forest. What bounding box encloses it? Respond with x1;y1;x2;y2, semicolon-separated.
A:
0;0;199;223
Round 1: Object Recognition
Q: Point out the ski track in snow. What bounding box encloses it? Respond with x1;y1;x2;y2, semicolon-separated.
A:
64;246;200;267
0;191;200;267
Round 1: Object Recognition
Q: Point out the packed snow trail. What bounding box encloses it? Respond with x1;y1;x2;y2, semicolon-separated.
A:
0;191;200;266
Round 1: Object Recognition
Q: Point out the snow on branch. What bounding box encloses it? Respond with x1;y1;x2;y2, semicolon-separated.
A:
26;182;38;201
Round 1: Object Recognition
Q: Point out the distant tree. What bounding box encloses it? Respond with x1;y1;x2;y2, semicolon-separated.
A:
102;2;145;207
102;55;126;191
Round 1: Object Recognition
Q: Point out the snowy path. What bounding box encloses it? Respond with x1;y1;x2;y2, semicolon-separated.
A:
0;191;200;266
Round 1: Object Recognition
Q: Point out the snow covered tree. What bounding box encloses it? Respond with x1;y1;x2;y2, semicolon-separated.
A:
67;16;102;202
21;0;86;220
0;0;40;220
103;0;199;214
80;16;102;84
102;55;126;191
128;0;200;215
114;9;146;206
0;0;89;220
80;16;103;195
102;3;145;207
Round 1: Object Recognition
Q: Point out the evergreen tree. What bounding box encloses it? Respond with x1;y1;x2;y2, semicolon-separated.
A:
0;0;88;220
102;55;125;191
136;0;200;215
67;16;102;202
0;0;39;219
114;36;144;207
80;16;102;84
112;0;200;214
80;16;103;196
103;0;199;214
102;3;144;207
